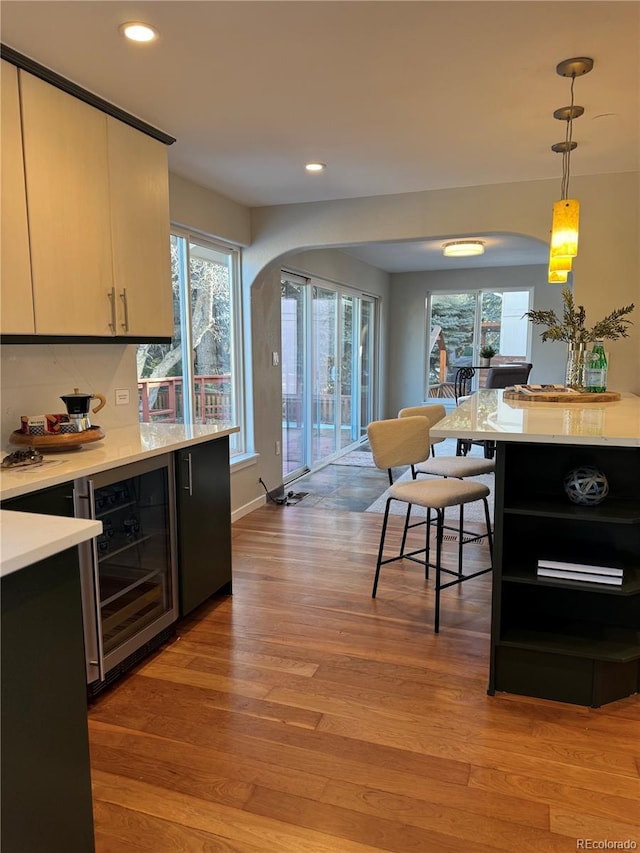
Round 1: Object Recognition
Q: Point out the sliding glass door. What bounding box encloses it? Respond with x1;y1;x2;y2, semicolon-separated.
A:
282;273;376;480
426;289;531;397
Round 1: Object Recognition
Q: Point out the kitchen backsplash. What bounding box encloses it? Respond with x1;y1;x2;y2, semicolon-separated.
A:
1;344;140;450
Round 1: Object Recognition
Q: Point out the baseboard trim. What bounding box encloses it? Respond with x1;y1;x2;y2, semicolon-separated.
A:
232;494;265;522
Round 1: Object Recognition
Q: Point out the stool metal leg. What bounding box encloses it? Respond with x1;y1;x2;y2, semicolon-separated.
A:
434;508;444;633
372;498;392;598
483;497;493;559
458;503;464;577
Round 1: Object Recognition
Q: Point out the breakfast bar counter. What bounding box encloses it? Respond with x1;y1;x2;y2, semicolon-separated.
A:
430;388;640;448
431;390;640;708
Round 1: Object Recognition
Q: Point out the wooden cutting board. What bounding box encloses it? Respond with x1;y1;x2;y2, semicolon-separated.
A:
10;427;105;450
503;390;621;403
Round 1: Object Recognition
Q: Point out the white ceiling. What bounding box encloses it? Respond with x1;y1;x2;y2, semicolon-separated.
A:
2;0;638;272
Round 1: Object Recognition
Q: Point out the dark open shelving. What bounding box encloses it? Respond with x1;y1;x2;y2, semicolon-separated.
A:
498;621;640;663
490;441;640;707
504;499;640;524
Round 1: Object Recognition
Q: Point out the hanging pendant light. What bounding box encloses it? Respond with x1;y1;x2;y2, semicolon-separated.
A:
547;57;594;283
549;254;573;273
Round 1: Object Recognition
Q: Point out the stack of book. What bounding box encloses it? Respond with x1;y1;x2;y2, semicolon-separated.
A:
537;559;624;586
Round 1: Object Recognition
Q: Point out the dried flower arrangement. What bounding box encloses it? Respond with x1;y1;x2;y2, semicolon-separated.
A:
525;288;635;343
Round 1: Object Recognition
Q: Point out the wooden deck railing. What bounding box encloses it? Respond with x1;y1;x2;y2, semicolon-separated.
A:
138;375;232;423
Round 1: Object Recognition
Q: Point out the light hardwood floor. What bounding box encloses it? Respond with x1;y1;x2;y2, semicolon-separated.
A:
89;505;640;852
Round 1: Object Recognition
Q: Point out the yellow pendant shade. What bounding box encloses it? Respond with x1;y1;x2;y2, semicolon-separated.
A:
550;199;580;258
548;268;569;284
549;255;573;273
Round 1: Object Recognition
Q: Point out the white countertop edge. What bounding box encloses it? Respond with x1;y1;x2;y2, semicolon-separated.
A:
1;423;240;501
0;510;102;577
431;429;640;447
430;390;640;447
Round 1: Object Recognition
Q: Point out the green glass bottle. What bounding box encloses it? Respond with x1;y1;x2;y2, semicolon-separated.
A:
586;341;607;393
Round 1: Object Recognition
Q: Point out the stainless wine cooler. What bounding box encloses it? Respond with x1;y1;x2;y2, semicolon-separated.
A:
74;454;178;697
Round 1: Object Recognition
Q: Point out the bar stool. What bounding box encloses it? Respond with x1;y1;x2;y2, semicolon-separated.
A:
367;416;493;632
398;405;494;552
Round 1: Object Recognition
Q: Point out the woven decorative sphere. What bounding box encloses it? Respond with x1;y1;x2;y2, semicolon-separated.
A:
563;466;609;506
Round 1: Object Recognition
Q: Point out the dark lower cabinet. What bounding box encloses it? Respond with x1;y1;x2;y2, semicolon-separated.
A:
175;437;232;616
2;483;95;852
489;442;640;707
1;552;95;853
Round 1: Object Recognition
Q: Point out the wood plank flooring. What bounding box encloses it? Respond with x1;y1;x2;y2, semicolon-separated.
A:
89;505;640;852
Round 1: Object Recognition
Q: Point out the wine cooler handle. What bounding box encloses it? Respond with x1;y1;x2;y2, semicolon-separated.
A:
183;452;193;496
86;479;106;682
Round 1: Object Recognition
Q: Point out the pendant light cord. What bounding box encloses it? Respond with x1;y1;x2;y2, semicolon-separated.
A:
561;74;576;200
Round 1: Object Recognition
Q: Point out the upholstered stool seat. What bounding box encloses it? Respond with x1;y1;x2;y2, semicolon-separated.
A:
367;416;493;632
415;456;495;478
389;476;490;509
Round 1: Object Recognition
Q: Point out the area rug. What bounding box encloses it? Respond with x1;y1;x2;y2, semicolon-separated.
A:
365;467;494;523
331;450;376;467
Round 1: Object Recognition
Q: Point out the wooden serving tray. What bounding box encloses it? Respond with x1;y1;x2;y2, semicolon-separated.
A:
10;426;105;450
503;390;621;403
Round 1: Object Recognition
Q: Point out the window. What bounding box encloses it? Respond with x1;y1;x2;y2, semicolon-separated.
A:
137;229;244;456
426;288;532;398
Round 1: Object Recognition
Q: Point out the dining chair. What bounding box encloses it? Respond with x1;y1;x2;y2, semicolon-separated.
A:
457;363;533;458
367;416;493;632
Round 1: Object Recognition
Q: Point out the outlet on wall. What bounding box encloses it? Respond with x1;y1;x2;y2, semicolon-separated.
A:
275;440;281;455
115;389;130;406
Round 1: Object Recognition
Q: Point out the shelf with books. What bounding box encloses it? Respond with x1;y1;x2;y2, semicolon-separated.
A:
502;564;640;596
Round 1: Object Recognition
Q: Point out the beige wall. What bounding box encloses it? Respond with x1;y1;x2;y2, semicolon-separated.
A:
169;172;250;246
247;172;639;394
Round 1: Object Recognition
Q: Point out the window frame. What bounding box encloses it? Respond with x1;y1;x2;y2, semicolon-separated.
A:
139;225;246;456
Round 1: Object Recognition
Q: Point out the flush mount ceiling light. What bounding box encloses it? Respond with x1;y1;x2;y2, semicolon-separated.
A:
119;22;159;42
547;56;594;283
442;240;485;258
305;162;326;173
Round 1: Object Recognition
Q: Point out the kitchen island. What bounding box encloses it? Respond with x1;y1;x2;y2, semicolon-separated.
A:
1;511;102;853
431;390;640;707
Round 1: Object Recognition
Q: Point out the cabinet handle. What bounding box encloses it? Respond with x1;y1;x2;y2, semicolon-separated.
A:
184;452;193;496
108;287;117;333
120;288;129;333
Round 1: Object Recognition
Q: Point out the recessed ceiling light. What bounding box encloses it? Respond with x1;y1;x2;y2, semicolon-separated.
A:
119;22;158;43
442;240;485;257
305;163;326;173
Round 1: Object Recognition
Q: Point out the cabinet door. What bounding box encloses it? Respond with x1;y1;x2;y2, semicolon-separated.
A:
20;71;114;336
107;117;173;337
1;484;95;852
176;438;232;616
1;61;34;333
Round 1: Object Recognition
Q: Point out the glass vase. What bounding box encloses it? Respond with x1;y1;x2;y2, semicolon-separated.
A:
565;342;587;390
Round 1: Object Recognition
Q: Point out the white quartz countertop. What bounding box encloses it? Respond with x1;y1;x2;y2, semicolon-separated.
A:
0;510;102;578
430;390;640;447
0;422;239;500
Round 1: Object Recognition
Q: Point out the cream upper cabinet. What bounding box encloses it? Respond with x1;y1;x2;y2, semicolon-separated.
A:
1;61;35;333
11;68;173;339
20;71;115;336
107;117;173;338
